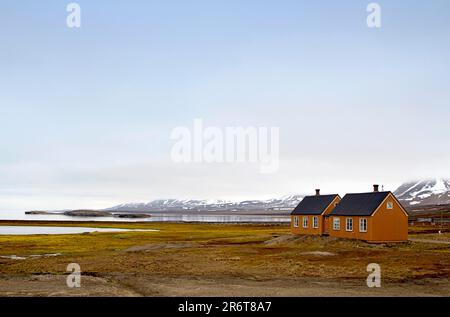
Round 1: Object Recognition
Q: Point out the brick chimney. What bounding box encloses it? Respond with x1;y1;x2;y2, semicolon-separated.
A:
315;189;321;196
373;184;379;192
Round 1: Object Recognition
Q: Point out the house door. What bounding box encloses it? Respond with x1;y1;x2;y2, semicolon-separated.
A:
323;217;329;235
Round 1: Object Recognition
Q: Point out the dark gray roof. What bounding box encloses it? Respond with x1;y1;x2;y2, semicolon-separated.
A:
291;195;339;215
328;192;391;216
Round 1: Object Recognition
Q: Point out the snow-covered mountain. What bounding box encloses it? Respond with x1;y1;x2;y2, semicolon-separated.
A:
105;195;304;212
394;179;450;207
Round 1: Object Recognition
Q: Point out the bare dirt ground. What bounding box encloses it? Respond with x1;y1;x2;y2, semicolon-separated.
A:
409;238;450;245
0;221;449;297
108;275;450;297
0;274;448;297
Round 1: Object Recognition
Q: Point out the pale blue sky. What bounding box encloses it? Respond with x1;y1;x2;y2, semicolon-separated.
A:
1;1;449;211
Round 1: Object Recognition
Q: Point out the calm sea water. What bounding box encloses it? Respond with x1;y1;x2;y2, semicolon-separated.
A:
0;210;290;223
0;226;158;235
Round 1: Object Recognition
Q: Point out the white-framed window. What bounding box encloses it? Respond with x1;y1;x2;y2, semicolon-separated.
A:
293;216;299;228
346;218;353;232
303;216;308;228
333;218;340;231
359;218;368;232
313;216;319;229
387;201;394;210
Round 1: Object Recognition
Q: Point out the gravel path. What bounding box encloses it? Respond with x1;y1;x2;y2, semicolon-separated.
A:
409;238;450;245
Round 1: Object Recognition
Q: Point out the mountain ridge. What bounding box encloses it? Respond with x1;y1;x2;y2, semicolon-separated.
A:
394;178;450;207
105;195;304;212
103;178;450;213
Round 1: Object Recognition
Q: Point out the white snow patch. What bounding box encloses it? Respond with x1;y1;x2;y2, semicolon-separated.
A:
432;179;448;194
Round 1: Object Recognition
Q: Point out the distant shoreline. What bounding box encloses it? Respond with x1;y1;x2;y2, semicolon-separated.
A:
24;209;292;217
0;211;291;224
